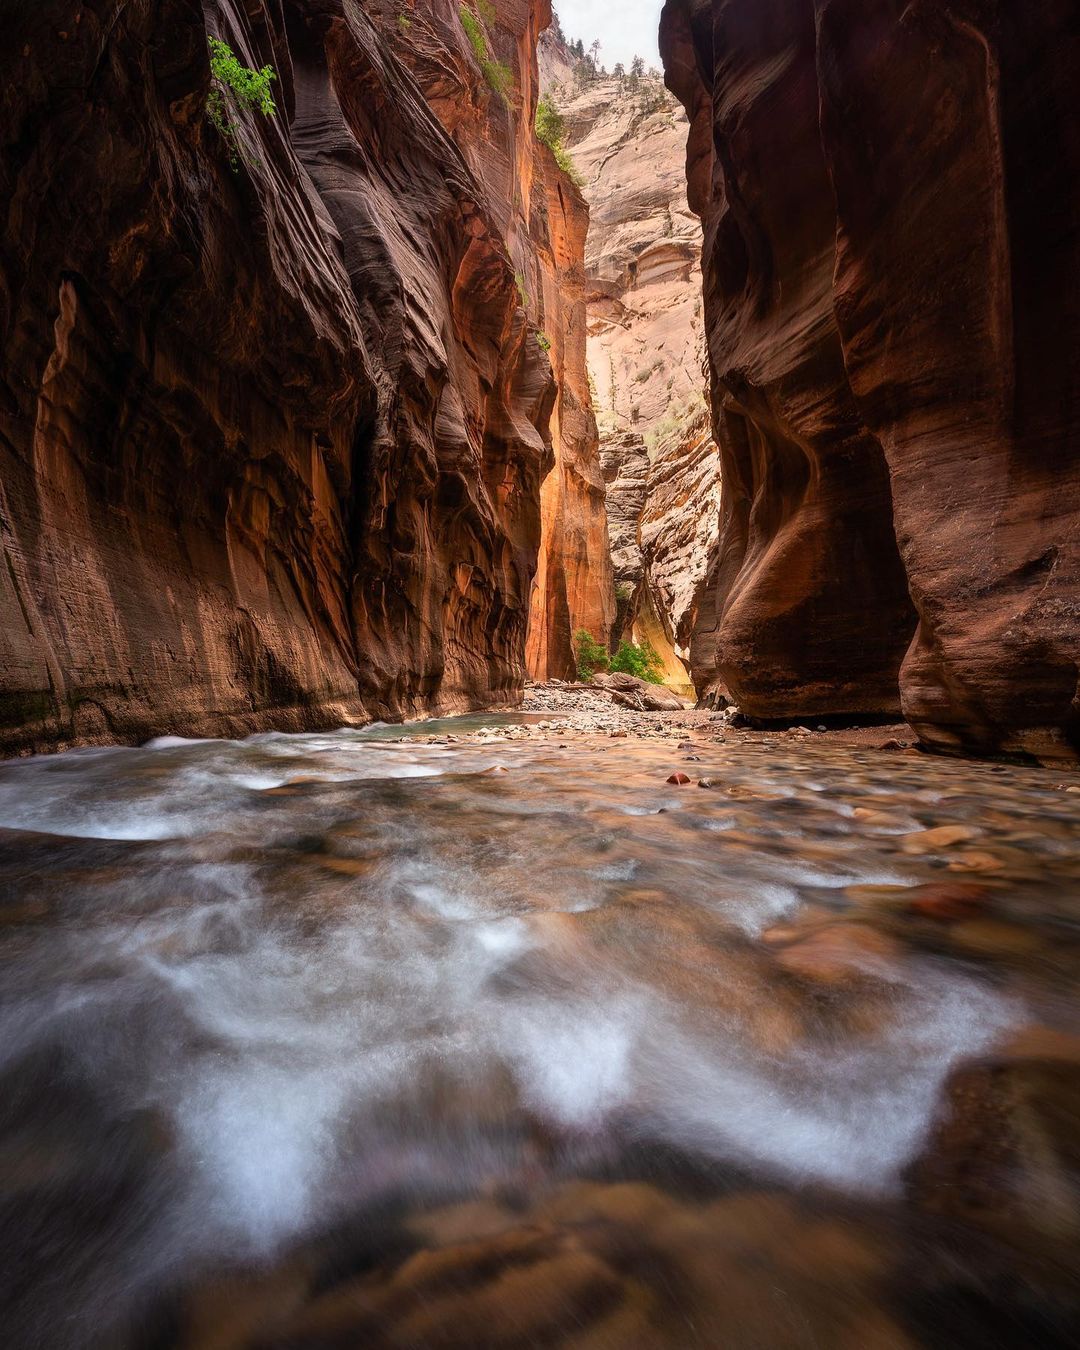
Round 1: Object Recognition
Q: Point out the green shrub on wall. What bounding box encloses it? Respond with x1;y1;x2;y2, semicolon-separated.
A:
206;36;277;172
459;6;513;100
535;94;583;184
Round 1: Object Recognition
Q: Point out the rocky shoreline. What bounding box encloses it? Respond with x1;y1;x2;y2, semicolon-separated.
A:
410;678;919;752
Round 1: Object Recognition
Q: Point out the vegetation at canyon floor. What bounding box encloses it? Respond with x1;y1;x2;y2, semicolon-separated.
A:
574;629;664;684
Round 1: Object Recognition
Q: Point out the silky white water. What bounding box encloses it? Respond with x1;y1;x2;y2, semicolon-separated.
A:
1;720;1077;1348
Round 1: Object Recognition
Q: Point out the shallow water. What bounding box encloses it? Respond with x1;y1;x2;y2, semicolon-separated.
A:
1;723;1078;1348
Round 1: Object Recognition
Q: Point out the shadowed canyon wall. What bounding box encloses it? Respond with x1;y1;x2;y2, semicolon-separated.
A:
661;0;1080;758
0;0;601;752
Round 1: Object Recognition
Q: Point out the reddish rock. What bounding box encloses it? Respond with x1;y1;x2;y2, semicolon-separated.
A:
659;0;916;723
907;883;992;923
378;3;615;684
0;0;609;752
666;771;691;785
773;922;900;985
525;133;615;680
907;1053;1080;1260
660;0;1080;760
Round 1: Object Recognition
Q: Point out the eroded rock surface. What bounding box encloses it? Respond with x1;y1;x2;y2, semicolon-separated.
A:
641;403;719;688
661;0;1080;757
0;0;596;752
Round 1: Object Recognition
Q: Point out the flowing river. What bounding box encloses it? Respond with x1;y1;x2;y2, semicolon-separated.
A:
1;720;1078;1348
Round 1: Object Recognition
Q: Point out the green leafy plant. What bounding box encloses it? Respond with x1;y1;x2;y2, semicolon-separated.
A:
514;271;530;308
535;93;582;184
536;330;552;352
574;629;610;682
398;13;412;31
483;54;513;97
206;36;277;172
610;639;664;684
459;6;485;59
459;5;513;100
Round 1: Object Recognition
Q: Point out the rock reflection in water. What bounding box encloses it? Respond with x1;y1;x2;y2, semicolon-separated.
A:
0;724;1078;1348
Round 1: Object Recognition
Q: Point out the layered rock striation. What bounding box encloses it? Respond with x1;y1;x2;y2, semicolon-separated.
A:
0;0;600;752
661;0;1080;757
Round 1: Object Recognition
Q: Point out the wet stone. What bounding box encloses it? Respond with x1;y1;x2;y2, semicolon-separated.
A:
0;711;1076;1347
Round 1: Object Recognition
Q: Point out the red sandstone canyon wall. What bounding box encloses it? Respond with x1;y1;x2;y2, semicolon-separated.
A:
370;1;615;682
661;0;1080;758
0;0;592;752
525;127;615;681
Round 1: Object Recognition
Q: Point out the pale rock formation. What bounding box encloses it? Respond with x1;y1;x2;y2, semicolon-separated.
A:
541;40;720;690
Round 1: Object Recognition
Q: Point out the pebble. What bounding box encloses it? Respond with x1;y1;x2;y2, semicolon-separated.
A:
902;824;980;852
908;882;991;922
667;772;692;785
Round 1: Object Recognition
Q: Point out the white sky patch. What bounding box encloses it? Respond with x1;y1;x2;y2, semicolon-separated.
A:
556;0;664;71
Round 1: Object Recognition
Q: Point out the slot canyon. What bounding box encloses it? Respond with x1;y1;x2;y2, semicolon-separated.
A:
0;2;1078;1348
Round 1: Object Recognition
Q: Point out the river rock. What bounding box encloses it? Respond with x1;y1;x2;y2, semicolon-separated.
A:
907;1053;1080;1264
901;825;980;852
907;883;992;923
772;922;901;985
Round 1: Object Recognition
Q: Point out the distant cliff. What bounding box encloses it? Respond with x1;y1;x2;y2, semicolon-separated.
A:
662;0;1080;758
